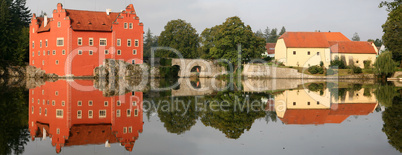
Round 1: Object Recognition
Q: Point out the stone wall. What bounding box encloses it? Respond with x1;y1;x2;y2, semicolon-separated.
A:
242;64;374;79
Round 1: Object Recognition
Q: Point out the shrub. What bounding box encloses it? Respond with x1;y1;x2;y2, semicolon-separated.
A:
326;69;336;75
320;61;324;67
363;60;372;69
308;66;324;74
352;66;363;74
330;58;347;69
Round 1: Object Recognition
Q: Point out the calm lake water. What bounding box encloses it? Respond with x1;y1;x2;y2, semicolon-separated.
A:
1;78;401;155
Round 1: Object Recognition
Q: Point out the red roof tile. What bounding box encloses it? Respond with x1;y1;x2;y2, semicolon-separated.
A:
266;43;276;55
329;103;377;115
330;41;377;54
66;9;120;32
279;32;350;48
37;17;52;33
65;124;118;146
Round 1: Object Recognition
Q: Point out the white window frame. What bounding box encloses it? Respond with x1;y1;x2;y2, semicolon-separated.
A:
135;39;139;47
104;101;108;107
56;109;63;118
55;60;59;65
78;37;82;46
57;22;61;27
99;110;106;118
104;50;109;55
99;38;107;46
57;38;64;47
134;109;138;116
117;100;121;106
62;50;66;55
124;23;128;29
127;109;131;117
117;39;121;46
32;41;34;49
129;23;133;29
88;100;93;106
89;50;93;55
132;101;137;106
117;50;121;55
77;110;82;119
116;109;121;117
52;100;55;106
62;101;65;106
52;50;56;55
78;50;83;55
40;40;42;48
128;127;132;133
123;127;127;134
131;60;135;64
45;39;48;47
133;49;137;55
89;38;94;46
45;108;47;116
88;110;93;118
78;101;82;106
127;39;132;47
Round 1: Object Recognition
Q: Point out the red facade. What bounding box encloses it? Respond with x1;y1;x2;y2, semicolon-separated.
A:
29;3;144;77
29;80;143;153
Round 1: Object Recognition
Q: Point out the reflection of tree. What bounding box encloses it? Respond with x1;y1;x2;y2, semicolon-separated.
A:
374;84;398;107
0;85;29;155
157;97;198;135
200;91;266;139
382;95;402;153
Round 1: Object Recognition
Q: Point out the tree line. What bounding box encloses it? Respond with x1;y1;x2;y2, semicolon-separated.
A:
0;0;31;66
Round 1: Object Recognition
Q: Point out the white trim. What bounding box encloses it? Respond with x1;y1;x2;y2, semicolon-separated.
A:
88;110;93;118
78;37;83;46
127;109;131;117
89;50;93;55
99;110;107;118
77;110;82;119
117;39;121;46
134;109;138;116
117;50;121;55
56;109;63;118
88;100;93;106
56;38;64;47
78;50;83;55
127;39;132;47
135;39;139;47
129;23;133;29
116;109;121;117
133;49;137;55
57;22;61;27
89;38;94;46
100;38;107;46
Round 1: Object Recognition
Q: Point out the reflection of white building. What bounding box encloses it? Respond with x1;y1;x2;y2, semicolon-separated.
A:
275;88;378;125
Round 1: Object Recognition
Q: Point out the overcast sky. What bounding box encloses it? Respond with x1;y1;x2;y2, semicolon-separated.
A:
27;0;389;41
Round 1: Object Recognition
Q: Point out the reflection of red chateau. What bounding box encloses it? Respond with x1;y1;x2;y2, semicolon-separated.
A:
29;80;143;153
279;103;377;125
29;3;143;76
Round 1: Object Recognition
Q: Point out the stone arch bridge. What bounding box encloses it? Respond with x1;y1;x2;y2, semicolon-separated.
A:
171;59;226;78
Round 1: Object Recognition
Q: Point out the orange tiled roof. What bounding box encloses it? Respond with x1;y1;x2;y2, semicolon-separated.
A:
329;103;377;115
329;41;377;54
266;43;276;55
66;9;120;32
279;32;350;48
37;17;52;33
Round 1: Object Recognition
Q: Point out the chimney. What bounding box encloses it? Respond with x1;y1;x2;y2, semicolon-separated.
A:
44;15;48;27
106;9;112;15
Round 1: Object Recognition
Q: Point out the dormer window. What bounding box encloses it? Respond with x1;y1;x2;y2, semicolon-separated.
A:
57;22;61;27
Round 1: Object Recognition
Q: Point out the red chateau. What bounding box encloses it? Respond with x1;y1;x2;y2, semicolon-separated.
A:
29;3;144;77
29;80;143;153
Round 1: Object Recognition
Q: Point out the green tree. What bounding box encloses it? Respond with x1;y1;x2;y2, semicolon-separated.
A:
263;26;270;42
143;28;154;57
351;32;360;41
380;1;402;67
374;84;398;107
279;26;286;35
254;29;264;38
158;19;199;58
200;25;219;58
374;51;397;78
267;28;278;43
202;16;266;69
382;94;402;153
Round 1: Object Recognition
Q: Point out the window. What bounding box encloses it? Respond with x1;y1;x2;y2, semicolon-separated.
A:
45;39;48;47
32;28;35;33
57;128;60;134
132;92;135;96
43;100;45;105
62;101;65;106
99;110;106;118
89;38;93;46
356;60;359;64
37;99;40;104
132;101;137;106
32;51;34;57
293;102;296;106
42;60;44;65
133;49;137;55
128;127;132;133
131;60;135;64
78;50;83;55
56;60;59;65
78;101;82;106
317;52;320;55
45;108;47;116
317;101;320;105
56;109;63;118
129;23;133;29
104;101;108;106
77;110;82;119
78;38;82;45
32;41;34;48
38;51;40;56
104;50;109;55
32;98;34;103
293;51;296;55
32;60;34;64
307;102;310;105
55;91;59;96
52;50;56;55
88;101;93;106
47;50;50;55
88;110;93;118
127;39;132;47
40;40;42;48
116;110;121;117
134;109;138;116
127;109;131;117
39;107;41;115
123;127;127;134
100;38;107;46
117;50;121;55
117;100;121;106
124;23;128;29
89;50;93;55
57;22;61;27
308;51;310;55
62;50;66;55
47;100;49;105
117;39;121;46
52;100;55;106
31;106;34;114
57;38;64;46
135;40;139;47
42;90;44;95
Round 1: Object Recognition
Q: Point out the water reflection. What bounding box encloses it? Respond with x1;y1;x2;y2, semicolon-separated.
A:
28;80;143;153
